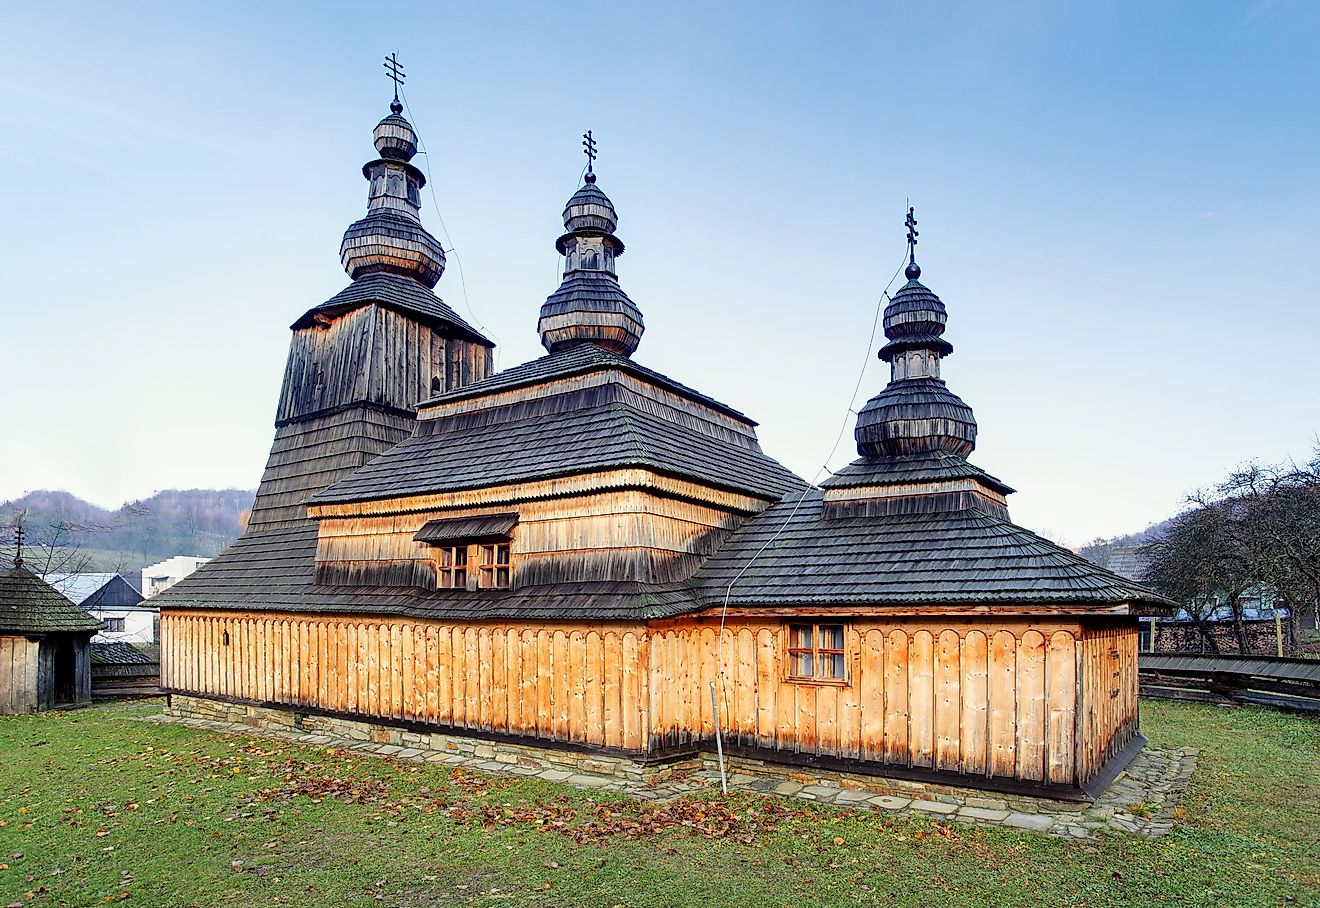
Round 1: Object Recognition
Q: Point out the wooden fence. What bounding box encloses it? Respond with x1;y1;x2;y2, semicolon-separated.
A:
1139;653;1320;715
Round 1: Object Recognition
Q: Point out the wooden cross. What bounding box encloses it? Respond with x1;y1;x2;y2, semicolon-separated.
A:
384;52;406;102
582;130;598;177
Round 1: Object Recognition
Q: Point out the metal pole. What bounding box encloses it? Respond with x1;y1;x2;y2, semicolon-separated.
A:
710;682;728;795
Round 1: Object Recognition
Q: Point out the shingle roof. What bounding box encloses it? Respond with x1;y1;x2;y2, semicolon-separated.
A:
155;523;700;621
309;391;806;505
291;272;492;345
414;513;519;544
421;343;753;423
0;566;105;634
90;642;160;666
691;491;1176;609
821;451;1015;495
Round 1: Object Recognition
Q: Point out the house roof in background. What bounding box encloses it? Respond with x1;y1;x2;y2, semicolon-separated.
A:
48;573;145;608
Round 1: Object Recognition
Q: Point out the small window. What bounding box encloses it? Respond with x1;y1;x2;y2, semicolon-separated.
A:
478;542;512;589
104;617;127;633
438;545;469;589
787;623;847;682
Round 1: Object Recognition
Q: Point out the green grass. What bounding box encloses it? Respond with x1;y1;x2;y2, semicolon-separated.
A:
0;700;1315;907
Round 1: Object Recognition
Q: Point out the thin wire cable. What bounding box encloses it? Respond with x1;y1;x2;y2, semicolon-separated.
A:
400;92;502;355
711;247;910;788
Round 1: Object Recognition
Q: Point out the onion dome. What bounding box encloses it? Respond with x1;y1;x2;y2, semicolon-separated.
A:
539;163;643;357
339;103;446;289
854;213;977;458
372;107;418;161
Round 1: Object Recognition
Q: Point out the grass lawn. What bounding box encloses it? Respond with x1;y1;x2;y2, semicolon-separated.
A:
0;700;1315;908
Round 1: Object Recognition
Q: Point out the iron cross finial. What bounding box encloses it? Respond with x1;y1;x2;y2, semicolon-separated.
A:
12;524;24;569
582;130;598;183
384;52;406;113
904;204;922;280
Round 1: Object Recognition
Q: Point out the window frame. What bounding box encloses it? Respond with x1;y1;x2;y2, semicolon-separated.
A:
436;544;469;590
476;542;512;590
785;622;850;685
103;617;127;634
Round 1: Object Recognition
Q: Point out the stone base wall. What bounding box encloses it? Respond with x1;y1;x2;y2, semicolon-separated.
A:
165;694;701;784
166;694;1094;814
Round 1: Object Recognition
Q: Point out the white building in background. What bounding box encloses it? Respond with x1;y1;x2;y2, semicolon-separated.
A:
141;556;210;598
48;573;156;644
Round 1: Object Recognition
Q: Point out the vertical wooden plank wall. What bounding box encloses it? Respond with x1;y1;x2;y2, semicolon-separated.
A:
161;612;649;752
0;636;39;714
1077;621;1140;781
649;619;1086;785
161;613;1136;787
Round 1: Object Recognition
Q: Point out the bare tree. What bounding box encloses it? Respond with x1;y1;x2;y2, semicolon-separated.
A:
1;508;105;579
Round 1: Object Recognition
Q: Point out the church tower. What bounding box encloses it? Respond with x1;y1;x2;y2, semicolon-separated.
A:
537;132;644;356
822;208;1014;517
246;74;493;528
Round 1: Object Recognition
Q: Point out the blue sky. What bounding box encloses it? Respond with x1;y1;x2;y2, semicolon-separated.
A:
1;1;1316;545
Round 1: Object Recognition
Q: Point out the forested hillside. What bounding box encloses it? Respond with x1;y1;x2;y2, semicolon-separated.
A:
1;488;254;572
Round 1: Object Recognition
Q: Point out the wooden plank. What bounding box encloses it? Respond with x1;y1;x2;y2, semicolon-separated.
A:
909;629;935;768
735;628;757;744
390;623;403;720
935;629;961;771
883;629;909;764
366;623;380;717
621;630;641;750
989;629;1017;777
815;683;838;756
603;631;623;749
569;631;587;743
859;629;885;761
1016;630;1047;781
960;630;989;776
401;623;416;720
551;630;569;741
584;631;603;746
489;627;505;732
755;628;777;748
520;630;537;736
1047;630;1078;785
464;627;479;730
537;629;554;739
435;623;452;724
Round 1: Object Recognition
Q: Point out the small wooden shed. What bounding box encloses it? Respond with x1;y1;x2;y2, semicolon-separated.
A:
0;564;103;714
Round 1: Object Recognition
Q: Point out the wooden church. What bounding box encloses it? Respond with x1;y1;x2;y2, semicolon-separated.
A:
157;83;1173;799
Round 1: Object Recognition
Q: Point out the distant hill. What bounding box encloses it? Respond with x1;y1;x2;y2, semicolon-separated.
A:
1074;517;1175;580
1;488;254;572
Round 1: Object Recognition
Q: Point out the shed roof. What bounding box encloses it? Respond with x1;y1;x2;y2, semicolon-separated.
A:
414;513;519;544
291;272;492;345
0;566;105;635
691;491;1176;610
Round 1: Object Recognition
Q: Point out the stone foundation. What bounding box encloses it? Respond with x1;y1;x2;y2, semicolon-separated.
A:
162;694;1194;838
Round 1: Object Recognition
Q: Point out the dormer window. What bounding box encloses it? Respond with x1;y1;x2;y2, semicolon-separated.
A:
414;513;518;592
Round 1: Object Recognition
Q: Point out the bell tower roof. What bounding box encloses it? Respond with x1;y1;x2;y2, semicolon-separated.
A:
339;57;446;289
538;131;644;357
